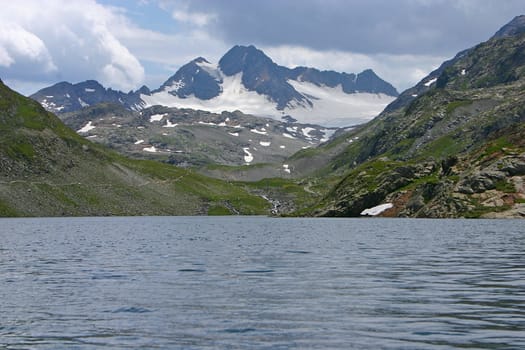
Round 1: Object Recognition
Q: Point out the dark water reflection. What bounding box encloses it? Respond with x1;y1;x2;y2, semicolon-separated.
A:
1;217;524;349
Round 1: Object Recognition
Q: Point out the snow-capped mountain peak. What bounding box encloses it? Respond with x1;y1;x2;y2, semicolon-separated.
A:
142;45;398;126
31;45;399;127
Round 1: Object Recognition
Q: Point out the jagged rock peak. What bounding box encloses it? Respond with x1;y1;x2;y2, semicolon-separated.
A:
218;45;275;76
192;56;211;64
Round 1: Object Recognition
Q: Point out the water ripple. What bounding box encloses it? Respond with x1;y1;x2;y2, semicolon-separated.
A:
1;217;524;349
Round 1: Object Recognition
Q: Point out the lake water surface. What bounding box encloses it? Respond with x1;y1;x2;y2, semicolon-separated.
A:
1;216;524;349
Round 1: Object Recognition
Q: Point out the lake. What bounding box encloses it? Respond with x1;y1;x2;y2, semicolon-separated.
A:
1;216;524;349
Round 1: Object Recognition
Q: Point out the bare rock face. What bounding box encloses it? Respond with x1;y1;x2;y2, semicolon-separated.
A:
457;171;506;194
498;155;525;175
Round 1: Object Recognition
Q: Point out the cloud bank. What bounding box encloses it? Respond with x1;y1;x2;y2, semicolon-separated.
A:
1;0;524;95
0;0;144;91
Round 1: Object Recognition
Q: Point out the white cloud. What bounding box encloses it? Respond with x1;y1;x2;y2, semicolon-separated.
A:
0;22;56;71
0;0;145;92
92;22;145;91
172;10;216;26
0;0;475;97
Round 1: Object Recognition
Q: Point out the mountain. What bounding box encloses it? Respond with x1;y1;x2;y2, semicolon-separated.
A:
60;103;335;167
385;14;525;114
31;45;398;127
0;79;269;216
280;16;525;218
143;45;398;126
153;57;222;100
30;80;148;114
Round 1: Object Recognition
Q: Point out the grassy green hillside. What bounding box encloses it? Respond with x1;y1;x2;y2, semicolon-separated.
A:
293;32;525;218
0;80;269;216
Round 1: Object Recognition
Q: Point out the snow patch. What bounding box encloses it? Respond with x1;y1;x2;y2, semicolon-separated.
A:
279;145;285;149
251;128;268;135
302;127;316;137
360;203;393;216
286;80;395;126
259;141;271;147
40;99;64;112
77;121;95;133
85;88;95;92
283;164;291;174
320;128;337;143
195;60;222;80
198;121;217;126
461;69;466;76
143;146;157;153
283;132;296;139
424;78;437;87
229;132;239;137
163;119;178;128
150;113;166;122
134;139;145;145
78;98;89;108
144;73;276;118
243;147;253;163
165;80;185;93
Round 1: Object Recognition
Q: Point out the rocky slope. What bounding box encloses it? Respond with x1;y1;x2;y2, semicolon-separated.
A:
0;80;269;216
60;103;335;167
31;45;397;127
292;16;525;218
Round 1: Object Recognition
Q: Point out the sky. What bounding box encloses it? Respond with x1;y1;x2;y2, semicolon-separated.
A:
0;0;523;96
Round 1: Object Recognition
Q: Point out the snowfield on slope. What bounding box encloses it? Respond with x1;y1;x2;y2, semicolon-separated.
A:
141;70;394;127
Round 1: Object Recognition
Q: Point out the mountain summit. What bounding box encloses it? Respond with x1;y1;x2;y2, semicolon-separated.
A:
31;45;398;127
143;45;398;126
217;45;308;110
153;57;222;100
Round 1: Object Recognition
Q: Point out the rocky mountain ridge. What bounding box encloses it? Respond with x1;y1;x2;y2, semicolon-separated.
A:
61;103;335;167
31;45;398;127
31;80;148;114
291;18;525;218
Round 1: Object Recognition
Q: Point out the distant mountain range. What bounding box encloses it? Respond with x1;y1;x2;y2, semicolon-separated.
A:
31;45;398;127
60;103;335;168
